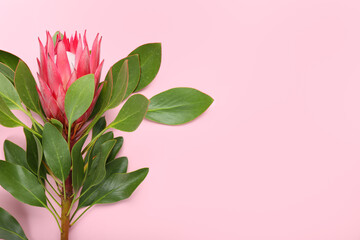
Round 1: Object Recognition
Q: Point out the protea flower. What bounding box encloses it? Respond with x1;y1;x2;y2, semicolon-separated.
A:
37;31;103;140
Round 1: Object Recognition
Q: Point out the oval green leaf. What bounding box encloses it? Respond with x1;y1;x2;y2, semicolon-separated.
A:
107;136;124;163
4;140;28;170
0;72;22;109
109;94;149;132
42;123;71;182
72;135;87;193
146;87;213;125
107;60;129;109
0;207;28;240
0;50;20;71
78;168;148;208
82;140;116;194
129;43;161;91
0;161;46;207
0;62;15;83
64;74;95;126
0;96;22;128
92;116;106;139
107;54;140;100
14;60;42;115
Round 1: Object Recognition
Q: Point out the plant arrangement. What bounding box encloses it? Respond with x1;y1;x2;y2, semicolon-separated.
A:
0;31;213;240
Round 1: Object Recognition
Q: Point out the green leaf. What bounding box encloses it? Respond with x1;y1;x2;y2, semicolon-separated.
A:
49;118;63;132
24;128;38;174
0;207;28;240
23;129;46;180
91;73;113;118
0;50;20;71
107;60;129;109
33;136;43;181
64;74;95;127
72;135;87;193
78;157;128;208
14;60;42;115
146;87;213;125
90;132;114;162
84;140;115;189
106;157;128;174
107;136;124;163
108;54;140;100
78;168;148;208
0;96;22;128
92;116;106;139
109;94;149;132
0;72;22;109
42;123;71;182
129;43;161;91
0;161;46;207
4;140;28;169
0;62;15;83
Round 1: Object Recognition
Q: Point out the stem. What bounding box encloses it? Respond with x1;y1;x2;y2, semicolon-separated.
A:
22;124;42;138
70;205;92;226
21;108;44;130
61;176;73;240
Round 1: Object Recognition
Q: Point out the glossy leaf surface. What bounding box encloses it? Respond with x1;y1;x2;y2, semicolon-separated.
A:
72;135;87;193
107;60;128;109
146;87;213;125
14;61;42;115
92;116;106;139
0;161;46;207
129;43;161;91
108;55;140;100
0;51;20;71
0;72;22;109
0;207;28;240
109;94;149;132
4;140;28;169
42;123;71;182
64;74;95;126
0;96;22;128
0;62;15;83
78;168;148;208
107;136;123;163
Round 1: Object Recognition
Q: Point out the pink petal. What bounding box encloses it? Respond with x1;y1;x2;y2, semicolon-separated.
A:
46;56;63;95
83;30;89;52
63;32;70;51
56;86;66;114
36;86;52;118
90;34;101;73
75;34;83;68
38;77;59;118
70;31;78;54
56;41;71;88
76;46;90;78
46;31;55;60
38;39;49;84
94;60;104;89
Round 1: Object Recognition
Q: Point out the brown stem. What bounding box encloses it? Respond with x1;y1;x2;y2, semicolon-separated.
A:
61;175;73;240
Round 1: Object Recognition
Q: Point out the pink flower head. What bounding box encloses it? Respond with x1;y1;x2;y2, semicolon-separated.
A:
37;31;103;137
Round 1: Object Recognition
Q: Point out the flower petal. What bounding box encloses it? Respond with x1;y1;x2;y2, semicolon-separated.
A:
56;41;71;88
76;46;90;78
47;56;63;95
90;34;101;73
94;60;104;89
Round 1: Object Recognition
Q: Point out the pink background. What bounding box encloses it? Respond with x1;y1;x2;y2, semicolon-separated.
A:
1;0;360;239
